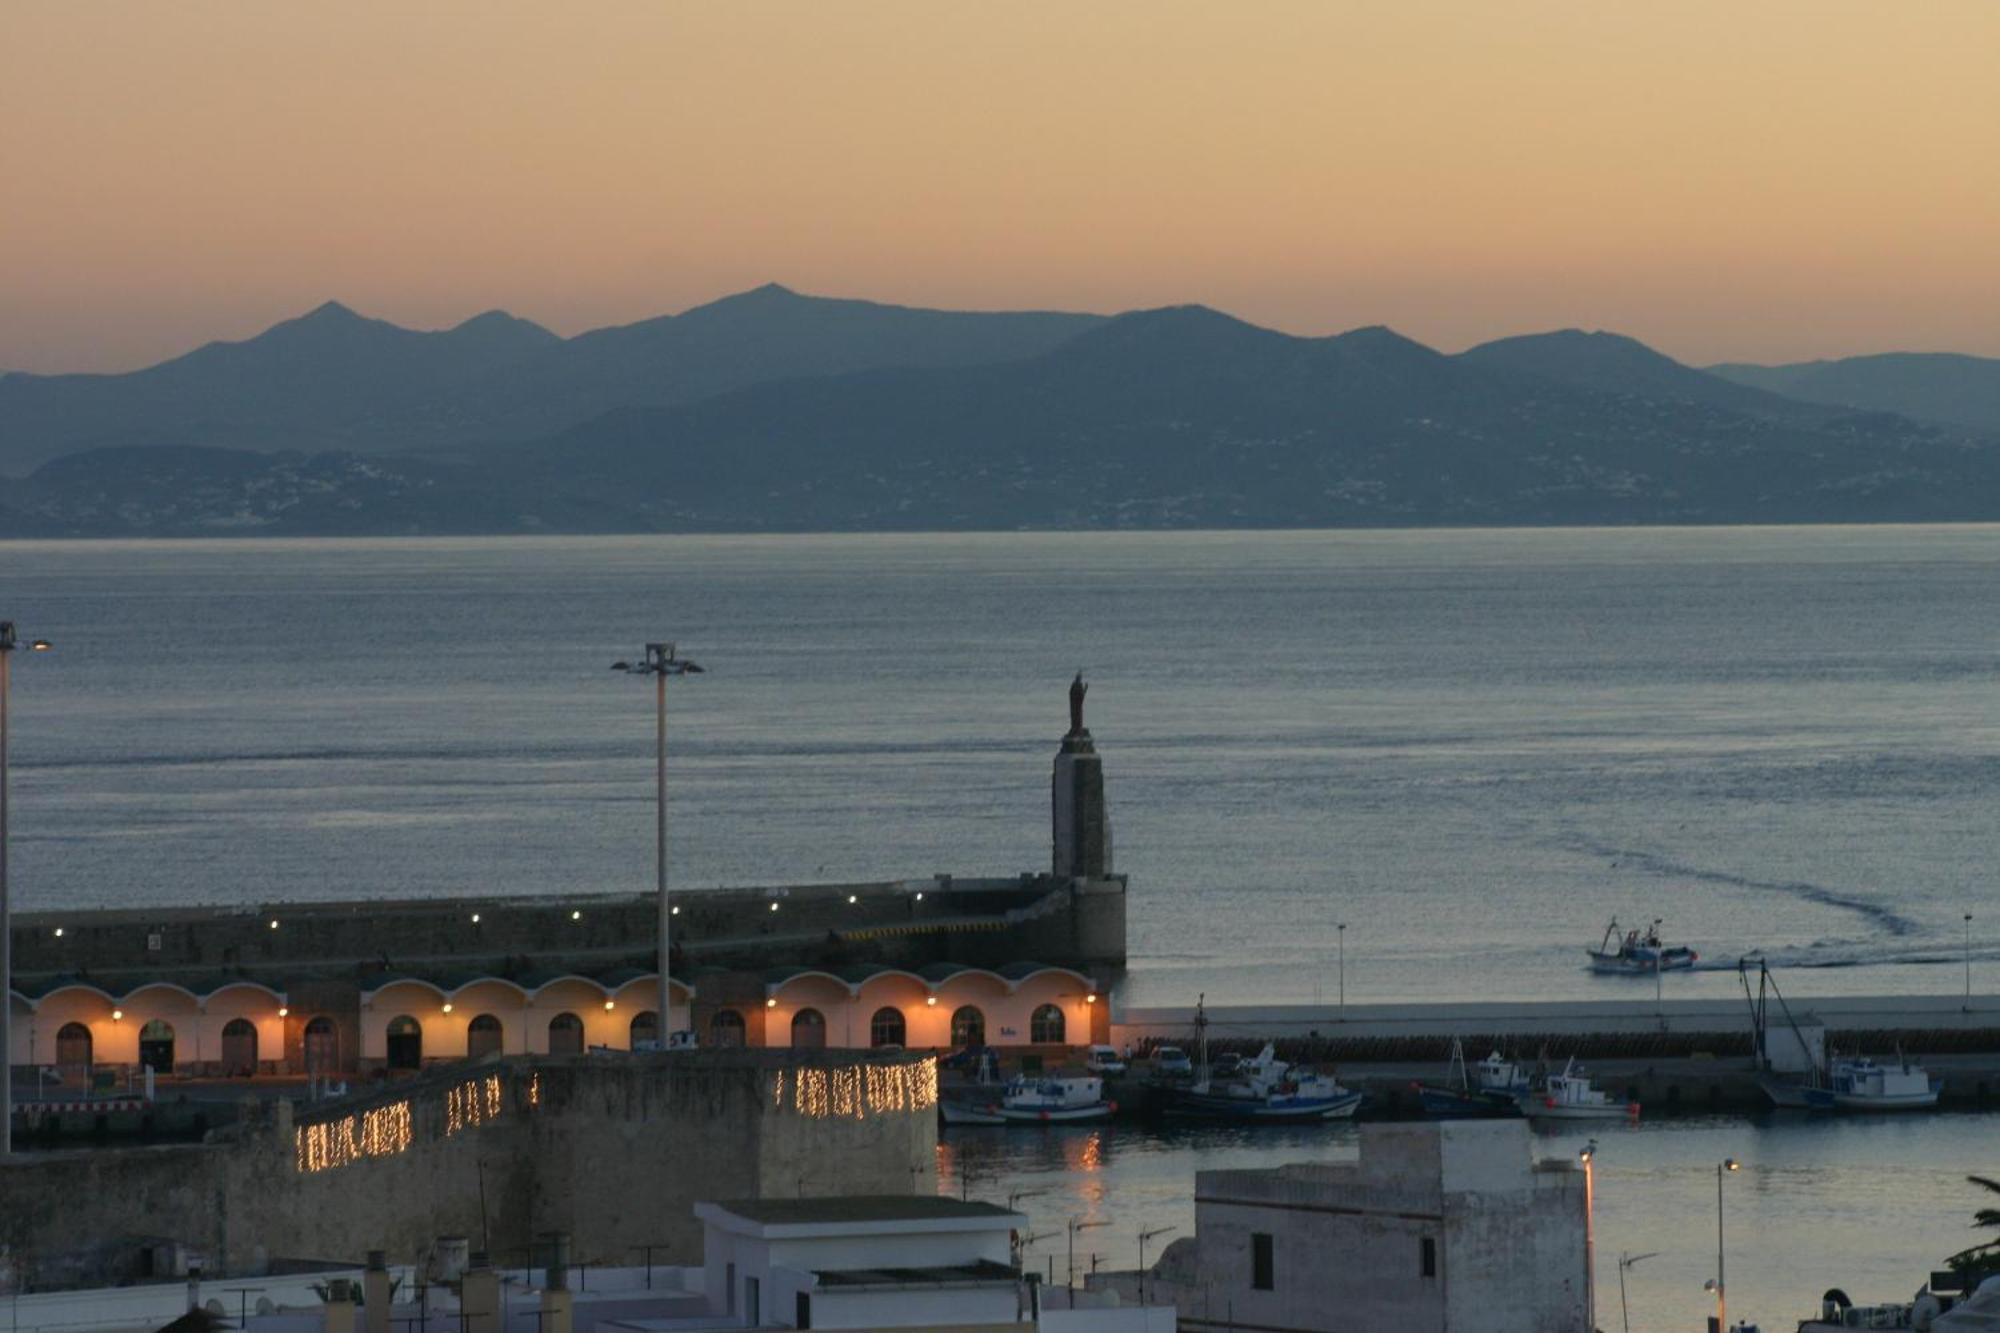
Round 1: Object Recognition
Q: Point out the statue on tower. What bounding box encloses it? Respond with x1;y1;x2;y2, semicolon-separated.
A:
1068;671;1088;738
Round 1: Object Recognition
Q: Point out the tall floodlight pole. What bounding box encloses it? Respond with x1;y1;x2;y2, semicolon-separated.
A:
1967;912;1975;1013
612;643;704;1042
1;621;53;1159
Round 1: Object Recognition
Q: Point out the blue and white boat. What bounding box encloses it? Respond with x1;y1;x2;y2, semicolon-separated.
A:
1169;1043;1362;1122
1414;1040;1528;1119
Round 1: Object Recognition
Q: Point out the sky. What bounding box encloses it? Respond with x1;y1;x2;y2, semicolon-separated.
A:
5;2;1998;374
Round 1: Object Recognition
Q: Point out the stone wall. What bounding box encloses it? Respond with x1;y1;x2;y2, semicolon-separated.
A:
0;1049;938;1292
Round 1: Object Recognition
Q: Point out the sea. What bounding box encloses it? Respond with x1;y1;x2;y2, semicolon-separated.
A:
4;524;1998;1328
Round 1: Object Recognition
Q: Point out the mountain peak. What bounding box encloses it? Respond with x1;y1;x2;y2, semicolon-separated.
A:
298;299;363;324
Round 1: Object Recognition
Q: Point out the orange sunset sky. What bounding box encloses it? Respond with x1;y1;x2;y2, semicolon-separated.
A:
5;1;1997;374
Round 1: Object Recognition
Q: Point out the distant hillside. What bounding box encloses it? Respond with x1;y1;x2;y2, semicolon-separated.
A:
1710;352;2000;433
0;286;1104;472
1461;329;1827;418
9;296;2000;537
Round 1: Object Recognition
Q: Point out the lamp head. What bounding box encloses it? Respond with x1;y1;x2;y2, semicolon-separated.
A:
1723;1157;1740;1172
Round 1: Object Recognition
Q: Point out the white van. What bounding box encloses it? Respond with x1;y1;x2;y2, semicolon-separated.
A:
1083;1044;1127;1076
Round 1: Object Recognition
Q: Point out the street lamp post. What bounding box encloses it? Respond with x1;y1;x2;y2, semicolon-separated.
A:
1711;1157;1740;1332
1137;1226;1177;1306
1966;912;1975;1013
0;621;51;1160
1337;922;1347;1016
612;643;704;1041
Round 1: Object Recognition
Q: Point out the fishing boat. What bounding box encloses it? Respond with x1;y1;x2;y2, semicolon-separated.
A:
939;1075;1116;1125
1168;999;1363;1122
1413;1039;1527;1119
1826;1056;1941;1111
1519;1058;1640;1121
1587;917;1698;975
1170;1045;1363;1121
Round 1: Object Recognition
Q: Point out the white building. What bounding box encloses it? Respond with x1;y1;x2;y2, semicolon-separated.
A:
1096;1119;1592;1333
3;1197;1174;1333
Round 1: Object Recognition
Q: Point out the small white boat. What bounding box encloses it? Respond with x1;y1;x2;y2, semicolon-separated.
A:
1520;1058;1640;1121
940;1075;1115;1125
1587;917;1698;975
1827;1057;1940;1111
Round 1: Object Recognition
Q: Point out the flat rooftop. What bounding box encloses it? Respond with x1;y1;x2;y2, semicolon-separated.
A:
708;1196;1017;1226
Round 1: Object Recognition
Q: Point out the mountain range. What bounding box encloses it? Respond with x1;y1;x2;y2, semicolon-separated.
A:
4;287;1999;536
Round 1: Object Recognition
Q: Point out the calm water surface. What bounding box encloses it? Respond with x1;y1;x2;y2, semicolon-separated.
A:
3;526;1995;1006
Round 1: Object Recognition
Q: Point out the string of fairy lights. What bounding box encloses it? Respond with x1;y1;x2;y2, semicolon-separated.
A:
295;1057;936;1173
294;1100;415;1173
444;1074;505;1136
772;1057;939;1120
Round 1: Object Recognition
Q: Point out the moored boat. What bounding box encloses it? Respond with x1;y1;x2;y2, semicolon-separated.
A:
1520;1058;1640;1121
1169;1043;1363;1122
1587;917;1698;975
940;1074;1116;1125
1827;1057;1941;1111
1414;1039;1527;1119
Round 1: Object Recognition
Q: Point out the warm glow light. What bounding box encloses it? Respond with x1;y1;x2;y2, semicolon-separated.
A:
765;997;777;1009
53;927;63;937
1086;993;1098;1004
604;999;615;1011
570;910;582;921
769;902;779;912
278;1006;289;1017
111;1008;123;1021
925;995;937;1006
848;895;858;904
268;919;279;930
914;892;924;902
470;913;481;924
441;1002;454;1014
670;905;680;915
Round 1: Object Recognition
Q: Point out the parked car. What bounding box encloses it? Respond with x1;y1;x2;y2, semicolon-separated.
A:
1211;1051;1244;1078
1151;1045;1194;1078
1084;1045;1128;1076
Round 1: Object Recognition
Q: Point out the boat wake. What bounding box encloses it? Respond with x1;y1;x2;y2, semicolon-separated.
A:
1569;840;1918;937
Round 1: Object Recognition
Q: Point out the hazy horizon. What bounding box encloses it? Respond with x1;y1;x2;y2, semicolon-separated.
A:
6;2;1997;375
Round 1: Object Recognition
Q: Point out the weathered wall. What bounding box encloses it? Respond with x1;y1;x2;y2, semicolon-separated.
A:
0;1049;937;1292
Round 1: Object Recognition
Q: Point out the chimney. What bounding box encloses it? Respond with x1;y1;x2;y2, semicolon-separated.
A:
323;1278;358;1333
363;1250;391;1333
460;1255;501;1333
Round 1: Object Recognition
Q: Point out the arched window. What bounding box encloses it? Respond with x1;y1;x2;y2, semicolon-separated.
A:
1030;1003;1065;1044
385;1015;423;1070
304;1016;339;1074
951;1005;986;1049
55;1021;92;1076
467;1013;503;1059
628;1010;659;1050
220;1018;258;1074
139;1019;176;1074
547;1012;584;1056
869;1006;906;1049
790;1008;826;1050
709;1009;746;1048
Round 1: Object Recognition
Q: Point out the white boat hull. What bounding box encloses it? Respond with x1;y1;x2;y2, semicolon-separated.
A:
1831;1090;1940;1111
1521;1101;1639;1121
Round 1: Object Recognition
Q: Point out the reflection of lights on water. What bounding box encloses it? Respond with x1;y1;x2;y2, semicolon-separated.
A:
1068;1130;1104;1173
